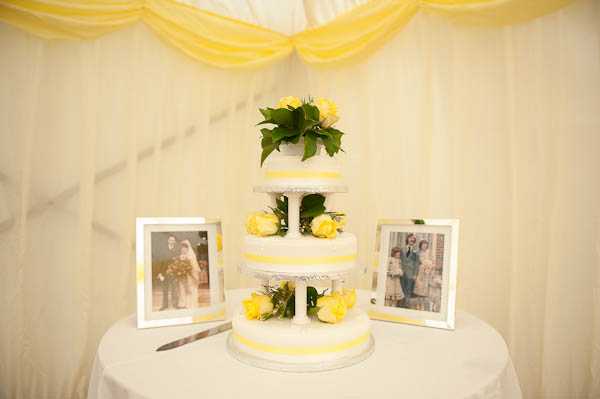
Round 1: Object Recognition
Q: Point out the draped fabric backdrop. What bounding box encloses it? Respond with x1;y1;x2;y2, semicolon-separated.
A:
1;0;599;398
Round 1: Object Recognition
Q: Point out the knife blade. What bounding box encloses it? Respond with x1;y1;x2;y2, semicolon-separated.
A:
156;321;232;352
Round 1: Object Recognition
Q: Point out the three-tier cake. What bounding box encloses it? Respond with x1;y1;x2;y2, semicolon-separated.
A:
227;97;374;372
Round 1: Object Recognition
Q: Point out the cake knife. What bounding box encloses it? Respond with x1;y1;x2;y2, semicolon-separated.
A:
156;321;232;351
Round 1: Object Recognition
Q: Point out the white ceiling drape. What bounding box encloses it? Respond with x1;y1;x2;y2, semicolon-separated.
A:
0;1;599;399
180;0;370;34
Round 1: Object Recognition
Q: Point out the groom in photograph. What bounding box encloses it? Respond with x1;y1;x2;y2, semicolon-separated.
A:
155;235;180;310
400;233;420;307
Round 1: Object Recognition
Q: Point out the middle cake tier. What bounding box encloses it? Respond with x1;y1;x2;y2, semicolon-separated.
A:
243;233;357;276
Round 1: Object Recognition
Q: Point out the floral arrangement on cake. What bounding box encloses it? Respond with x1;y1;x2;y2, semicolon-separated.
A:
257;96;344;165
245;193;345;239
242;281;356;324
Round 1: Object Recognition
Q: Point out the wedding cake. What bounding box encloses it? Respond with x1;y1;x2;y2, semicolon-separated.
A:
227;96;374;372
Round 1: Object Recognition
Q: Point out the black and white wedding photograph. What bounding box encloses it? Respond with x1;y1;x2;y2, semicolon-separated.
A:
135;218;225;329
150;231;211;312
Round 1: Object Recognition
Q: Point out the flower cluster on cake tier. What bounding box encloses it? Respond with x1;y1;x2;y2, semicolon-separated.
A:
227;97;373;372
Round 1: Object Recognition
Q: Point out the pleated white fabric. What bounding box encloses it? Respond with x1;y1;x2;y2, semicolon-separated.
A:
0;0;599;398
180;0;370;34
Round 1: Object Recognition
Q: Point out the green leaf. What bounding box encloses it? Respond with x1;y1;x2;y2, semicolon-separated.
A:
261;146;275;166
260;133;275;166
269;108;295;127
301;193;325;209
302;131;318;161
260;127;273;137
319;127;343;157
300;205;325;218
307;286;319;308
276;196;288;212
257;107;296;128
321;135;338;156
328;127;344;146
259;313;273;321
271;127;299;143
259;108;272;120
302;103;320;122
295;105;320;134
285;294;295;318
300;193;326;218
313;129;331;138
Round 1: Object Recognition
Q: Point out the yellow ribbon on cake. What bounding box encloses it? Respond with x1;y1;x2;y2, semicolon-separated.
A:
232;331;370;355
244;253;357;265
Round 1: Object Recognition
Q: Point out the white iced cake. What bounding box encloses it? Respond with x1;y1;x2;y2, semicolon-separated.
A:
261;142;343;190
229;309;371;368
229;98;373;372
243;233;357;276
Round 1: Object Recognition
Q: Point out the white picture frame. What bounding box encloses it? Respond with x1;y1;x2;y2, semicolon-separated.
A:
369;219;459;330
136;217;226;329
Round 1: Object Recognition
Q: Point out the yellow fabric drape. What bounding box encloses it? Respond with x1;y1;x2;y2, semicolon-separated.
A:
0;0;576;67
421;0;575;26
293;0;419;66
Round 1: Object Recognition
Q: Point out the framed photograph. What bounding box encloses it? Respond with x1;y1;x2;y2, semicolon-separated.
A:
369;219;459;330
136;217;226;328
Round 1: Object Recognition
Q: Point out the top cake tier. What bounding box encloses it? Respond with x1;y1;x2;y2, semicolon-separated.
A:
255;143;348;193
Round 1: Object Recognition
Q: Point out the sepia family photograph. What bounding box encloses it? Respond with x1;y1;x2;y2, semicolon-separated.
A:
384;231;445;313
150;231;211;312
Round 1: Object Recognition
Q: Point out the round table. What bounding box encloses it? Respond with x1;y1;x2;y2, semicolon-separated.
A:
88;289;521;399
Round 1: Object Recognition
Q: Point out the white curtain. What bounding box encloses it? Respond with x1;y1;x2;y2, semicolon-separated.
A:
181;0;370;34
1;0;599;398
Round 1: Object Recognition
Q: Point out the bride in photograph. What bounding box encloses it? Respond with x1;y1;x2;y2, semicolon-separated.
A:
177;240;201;309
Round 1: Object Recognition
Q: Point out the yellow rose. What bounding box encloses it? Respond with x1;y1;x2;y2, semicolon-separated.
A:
314;97;339;128
334;288;356;309
316;294;347;323
277;96;302;109
246;211;279;237
216;233;223;252
242;293;274;320
311;214;339;239
279;280;295;290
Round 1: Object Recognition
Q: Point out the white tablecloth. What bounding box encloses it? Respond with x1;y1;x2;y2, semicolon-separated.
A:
88;289;521;399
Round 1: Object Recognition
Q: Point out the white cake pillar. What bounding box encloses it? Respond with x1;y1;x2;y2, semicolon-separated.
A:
268;193;279;208
285;192;302;238
332;279;343;293
292;280;309;325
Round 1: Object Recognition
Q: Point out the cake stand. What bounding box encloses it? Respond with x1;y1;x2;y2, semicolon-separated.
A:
227;184;374;372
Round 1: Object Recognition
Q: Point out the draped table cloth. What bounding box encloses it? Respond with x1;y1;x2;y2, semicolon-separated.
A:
88;289;521;399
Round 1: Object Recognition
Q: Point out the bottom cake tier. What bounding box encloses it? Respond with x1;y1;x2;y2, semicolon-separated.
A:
227;307;374;372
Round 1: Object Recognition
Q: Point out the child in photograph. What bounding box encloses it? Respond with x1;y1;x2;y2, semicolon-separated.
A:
385;247;405;306
414;240;435;311
414;259;435;310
